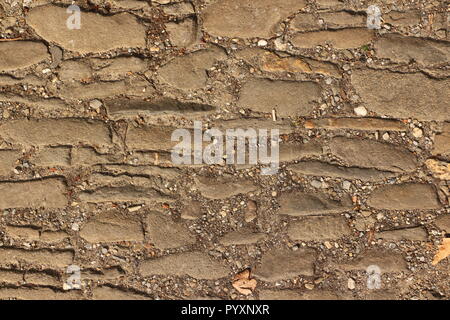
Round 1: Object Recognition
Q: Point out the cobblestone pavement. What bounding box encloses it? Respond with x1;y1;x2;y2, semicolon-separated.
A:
0;0;449;300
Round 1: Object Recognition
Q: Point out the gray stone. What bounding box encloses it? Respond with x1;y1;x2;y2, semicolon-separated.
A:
367;183;441;210
254;248;316;282
287;216;351;241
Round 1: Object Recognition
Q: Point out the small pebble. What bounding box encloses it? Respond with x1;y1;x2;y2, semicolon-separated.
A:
348;278;356;290
354;106;367;116
412;127;423;138
257;39;268;46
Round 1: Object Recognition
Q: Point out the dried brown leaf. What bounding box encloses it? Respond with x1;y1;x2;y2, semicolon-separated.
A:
432;238;450;265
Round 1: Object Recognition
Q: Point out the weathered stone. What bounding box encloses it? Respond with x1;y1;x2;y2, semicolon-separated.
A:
203;0;307;38
0;119;111;149
5;226;40;241
214;118;294;135
0;150;19;176
181;201;203;220
279;141;323;162
140;252;230;279
433;123;450;158
59;78;155;100
92;286;150;300
40;231;68;243
59;60;91;82
244;200;258;222
352;70;450;121
287;216;351;241
278;191;352;216
72;148;121;166
337;250;407;272
238;78;321;117
166;18;198;47
161;2;195;15
304;118;407;131
126;125;178;151
146;211;195;249
425;159;450;180
0;94;69;112
195;175;258;199
27;5;146;54
0;288;81;300
320;11;365;28
32;147;71;167
377;227;427;241
329;137;417;172
367;183;441;210
289;161;397;182
91;57;147;80
0;41;49;71
80;185;172;204
292;29;374;49
25;272;60;287
290;13;320;31
159;47;226;89
385;11;421;26
83;267;124;281
254;248;316;281
436;215;450;233
375;34;450;65
105;98;215;119
80;211;144;243
0;178;68;209
0;269;23;284
219;229;267;245
237;48;341;78
101;165;180;181
259;289;343;300
0;248;73;268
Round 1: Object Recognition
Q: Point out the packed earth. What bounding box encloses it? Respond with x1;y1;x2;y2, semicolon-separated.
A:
0;0;449;300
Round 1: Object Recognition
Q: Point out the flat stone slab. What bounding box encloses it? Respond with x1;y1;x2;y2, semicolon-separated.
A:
367;183;441;210
254;248;316;282
238;78;321;117
287;216;351;241
352;70;450;121
0;41;49;72
140;252;230;280
329;137;417;173
26;5;146;54
278;191;352;216
203;0;307;38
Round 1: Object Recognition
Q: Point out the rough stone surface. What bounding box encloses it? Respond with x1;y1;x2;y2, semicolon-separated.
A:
329;137;417;172
278;191;352;216
26;5;146;54
80;211;144;243
375;34;449;65
289;161;398;182
203;0;307;38
146;211;195;249
254;248;316;282
238;78;321;117
0;41;49;71
377;227;428;241
352;70;450;121
195;175;258;199
367;184;441;210
140;252;230;279
337;250;408;272
292;29;374;49
0;179;68;209
0;119;111;149
159;47;226;90
287;216;351;241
